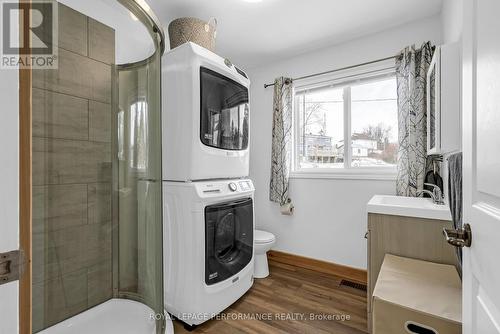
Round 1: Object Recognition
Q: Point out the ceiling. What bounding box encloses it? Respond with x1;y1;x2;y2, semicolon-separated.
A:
148;0;443;69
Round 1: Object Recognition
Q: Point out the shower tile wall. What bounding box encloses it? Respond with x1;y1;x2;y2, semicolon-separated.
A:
31;4;115;332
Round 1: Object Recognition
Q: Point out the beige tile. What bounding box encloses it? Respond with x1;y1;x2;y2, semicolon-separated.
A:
35;0;58;51
58;3;88;56
33;48;112;103
33;138;111;185
32;224;88;284
32;184;88;234
89;101;111;142
87;260;112;307
88;18;115;64
88;183;112;224
32;269;88;332
32;88;88;140
85;221;113;268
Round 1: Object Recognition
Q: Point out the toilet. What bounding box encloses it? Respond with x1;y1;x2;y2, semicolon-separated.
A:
254;229;276;278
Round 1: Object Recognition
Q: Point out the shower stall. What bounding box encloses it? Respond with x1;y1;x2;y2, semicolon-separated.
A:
30;0;169;332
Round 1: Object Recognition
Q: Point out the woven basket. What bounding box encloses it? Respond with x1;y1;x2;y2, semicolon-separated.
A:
168;17;217;51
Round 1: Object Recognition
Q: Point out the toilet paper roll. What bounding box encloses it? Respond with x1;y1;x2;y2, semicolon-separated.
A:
280;200;294;216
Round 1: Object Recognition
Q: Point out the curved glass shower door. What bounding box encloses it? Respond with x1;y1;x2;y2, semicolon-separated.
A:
30;0;166;333
116;50;163;320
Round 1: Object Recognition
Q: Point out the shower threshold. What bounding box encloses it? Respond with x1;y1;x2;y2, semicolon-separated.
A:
38;299;173;334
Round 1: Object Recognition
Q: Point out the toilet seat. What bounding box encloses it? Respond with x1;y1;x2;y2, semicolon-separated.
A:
255;230;275;244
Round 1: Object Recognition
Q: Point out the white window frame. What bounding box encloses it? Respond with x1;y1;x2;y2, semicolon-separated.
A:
290;59;398;180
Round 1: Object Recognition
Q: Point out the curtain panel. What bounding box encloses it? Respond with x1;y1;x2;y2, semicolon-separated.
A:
269;77;293;206
395;42;435;197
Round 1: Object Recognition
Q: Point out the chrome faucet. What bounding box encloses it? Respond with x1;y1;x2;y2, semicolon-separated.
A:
419;183;445;205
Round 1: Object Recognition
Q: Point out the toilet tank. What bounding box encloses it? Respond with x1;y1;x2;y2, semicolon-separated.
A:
161;42;251;181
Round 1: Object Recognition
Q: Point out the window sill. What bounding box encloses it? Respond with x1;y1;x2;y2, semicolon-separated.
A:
289;169;397;181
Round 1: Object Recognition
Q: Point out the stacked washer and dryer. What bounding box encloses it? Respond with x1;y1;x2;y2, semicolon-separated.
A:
161;42;254;329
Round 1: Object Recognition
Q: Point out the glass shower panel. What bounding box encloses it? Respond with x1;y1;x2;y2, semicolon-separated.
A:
116;49;163;324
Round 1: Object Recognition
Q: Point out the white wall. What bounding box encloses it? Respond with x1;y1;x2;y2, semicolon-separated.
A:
441;0;463;43
0;0;19;331
440;0;463;203
248;15;443;269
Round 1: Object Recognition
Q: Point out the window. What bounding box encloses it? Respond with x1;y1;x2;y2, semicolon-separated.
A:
293;62;398;179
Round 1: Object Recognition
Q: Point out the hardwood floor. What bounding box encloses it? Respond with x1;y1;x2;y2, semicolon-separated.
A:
173;261;368;334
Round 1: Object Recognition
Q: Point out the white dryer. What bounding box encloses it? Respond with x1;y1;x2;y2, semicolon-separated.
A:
163;179;254;327
162;42;251;181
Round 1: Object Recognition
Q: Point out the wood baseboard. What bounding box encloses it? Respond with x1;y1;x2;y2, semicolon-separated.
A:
267;250;367;284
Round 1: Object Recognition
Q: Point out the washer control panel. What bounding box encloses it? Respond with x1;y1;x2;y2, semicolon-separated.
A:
238;180;252;191
196;179;254;197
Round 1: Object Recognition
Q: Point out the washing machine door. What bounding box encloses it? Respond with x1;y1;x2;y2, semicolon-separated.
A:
205;198;253;285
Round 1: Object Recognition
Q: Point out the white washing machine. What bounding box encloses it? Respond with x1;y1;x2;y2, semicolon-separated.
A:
163;179;254;327
162;42;251;182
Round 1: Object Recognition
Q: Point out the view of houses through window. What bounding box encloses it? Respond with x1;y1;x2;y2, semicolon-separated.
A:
294;75;398;171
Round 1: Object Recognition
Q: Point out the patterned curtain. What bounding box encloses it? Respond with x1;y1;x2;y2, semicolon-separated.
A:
395;42;434;196
269;77;293;205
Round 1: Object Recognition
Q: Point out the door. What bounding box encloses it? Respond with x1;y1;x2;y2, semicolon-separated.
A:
200;67;249;151
0;1;31;333
0;55;23;333
205;198;253;285
462;0;500;332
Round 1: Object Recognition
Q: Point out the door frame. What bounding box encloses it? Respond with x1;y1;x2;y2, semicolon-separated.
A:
19;0;32;332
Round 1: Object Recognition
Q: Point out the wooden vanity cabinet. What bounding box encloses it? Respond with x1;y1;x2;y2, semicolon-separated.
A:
366;213;458;333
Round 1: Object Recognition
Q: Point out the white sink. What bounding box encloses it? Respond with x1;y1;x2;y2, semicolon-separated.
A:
367;195;452;221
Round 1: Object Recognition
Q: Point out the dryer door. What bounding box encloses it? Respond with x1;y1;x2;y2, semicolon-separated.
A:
205;198;253;285
200;67;249;151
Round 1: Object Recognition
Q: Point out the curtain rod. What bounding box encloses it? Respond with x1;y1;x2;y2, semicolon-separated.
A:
263;55;396;88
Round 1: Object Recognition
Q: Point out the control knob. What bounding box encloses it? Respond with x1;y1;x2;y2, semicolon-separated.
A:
228;182;237;192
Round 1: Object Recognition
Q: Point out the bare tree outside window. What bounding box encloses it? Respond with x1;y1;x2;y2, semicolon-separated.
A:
296;87;344;168
294;75;398;171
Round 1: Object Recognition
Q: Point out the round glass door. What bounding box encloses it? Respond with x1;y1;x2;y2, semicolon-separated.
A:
215;212;239;263
205;198;253;285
